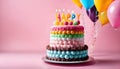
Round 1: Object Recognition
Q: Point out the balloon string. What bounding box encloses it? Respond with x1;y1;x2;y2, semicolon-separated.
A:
81;8;85;26
92;22;101;46
92;22;97;46
81;10;86;43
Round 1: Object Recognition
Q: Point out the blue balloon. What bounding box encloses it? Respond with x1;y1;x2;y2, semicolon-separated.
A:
80;0;94;10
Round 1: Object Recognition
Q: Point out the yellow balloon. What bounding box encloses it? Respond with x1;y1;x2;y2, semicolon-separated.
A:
99;11;109;26
72;0;82;8
94;0;114;12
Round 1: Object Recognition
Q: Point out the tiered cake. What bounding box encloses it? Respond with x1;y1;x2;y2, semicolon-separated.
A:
46;10;89;61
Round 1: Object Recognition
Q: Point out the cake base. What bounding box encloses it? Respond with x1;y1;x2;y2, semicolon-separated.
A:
43;56;93;64
46;56;89;61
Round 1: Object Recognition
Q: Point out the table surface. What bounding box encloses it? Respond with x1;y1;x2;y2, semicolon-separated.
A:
0;53;120;69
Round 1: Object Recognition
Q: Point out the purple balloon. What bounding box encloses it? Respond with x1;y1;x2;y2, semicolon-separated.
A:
86;5;98;23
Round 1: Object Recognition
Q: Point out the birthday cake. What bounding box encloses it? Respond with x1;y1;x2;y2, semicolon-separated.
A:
46;10;89;61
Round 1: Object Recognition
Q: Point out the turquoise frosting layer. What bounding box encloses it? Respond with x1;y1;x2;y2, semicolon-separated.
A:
47;50;88;59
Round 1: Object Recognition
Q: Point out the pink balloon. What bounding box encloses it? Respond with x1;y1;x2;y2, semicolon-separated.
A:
107;0;120;28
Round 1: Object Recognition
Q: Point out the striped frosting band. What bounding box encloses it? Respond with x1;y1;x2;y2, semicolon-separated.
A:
50;37;84;47
49;45;74;48
47;45;88;51
50;34;84;38
50;31;84;34
47;50;88;59
50;41;84;46
50;38;84;42
49;44;84;48
50;41;84;47
50;38;84;41
50;25;84;31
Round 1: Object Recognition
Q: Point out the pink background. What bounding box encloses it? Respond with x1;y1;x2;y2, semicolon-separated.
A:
0;0;120;54
0;0;120;69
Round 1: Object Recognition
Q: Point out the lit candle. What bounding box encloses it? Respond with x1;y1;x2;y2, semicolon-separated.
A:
66;10;71;21
71;11;76;20
55;9;58;21
55;9;61;25
76;14;80;25
61;9;66;22
61;13;66;21
77;14;80;21
55;9;61;22
58;9;61;21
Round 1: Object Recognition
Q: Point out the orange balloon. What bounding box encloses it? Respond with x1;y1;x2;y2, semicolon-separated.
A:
72;0;82;8
99;11;109;26
94;0;114;12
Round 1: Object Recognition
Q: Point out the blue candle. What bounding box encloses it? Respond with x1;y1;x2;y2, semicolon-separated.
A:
71;11;76;20
71;13;76;20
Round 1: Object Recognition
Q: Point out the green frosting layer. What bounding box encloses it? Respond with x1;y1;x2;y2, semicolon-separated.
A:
50;34;84;38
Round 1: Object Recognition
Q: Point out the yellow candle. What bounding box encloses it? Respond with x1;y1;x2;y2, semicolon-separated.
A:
61;13;66;21
77;14;80;20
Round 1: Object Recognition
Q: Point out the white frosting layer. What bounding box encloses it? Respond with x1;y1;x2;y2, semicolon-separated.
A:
49;38;84;47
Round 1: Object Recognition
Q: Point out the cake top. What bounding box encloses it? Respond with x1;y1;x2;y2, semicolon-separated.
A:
54;9;81;26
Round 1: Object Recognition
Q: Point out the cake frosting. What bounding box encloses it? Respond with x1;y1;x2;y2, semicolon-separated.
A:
46;10;89;61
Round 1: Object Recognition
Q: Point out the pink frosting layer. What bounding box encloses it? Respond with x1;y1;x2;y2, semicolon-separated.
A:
49;44;84;48
50;38;84;41
50;38;84;47
50;25;84;31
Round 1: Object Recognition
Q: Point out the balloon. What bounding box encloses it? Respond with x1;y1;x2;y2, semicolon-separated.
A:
99;11;109;26
86;5;99;23
80;0;94;10
107;0;120;28
72;0;82;8
94;0;114;12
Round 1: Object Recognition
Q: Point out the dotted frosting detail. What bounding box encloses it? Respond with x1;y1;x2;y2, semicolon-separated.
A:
46;50;88;59
47;45;88;51
50;34;84;38
50;25;84;31
50;31;84;35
